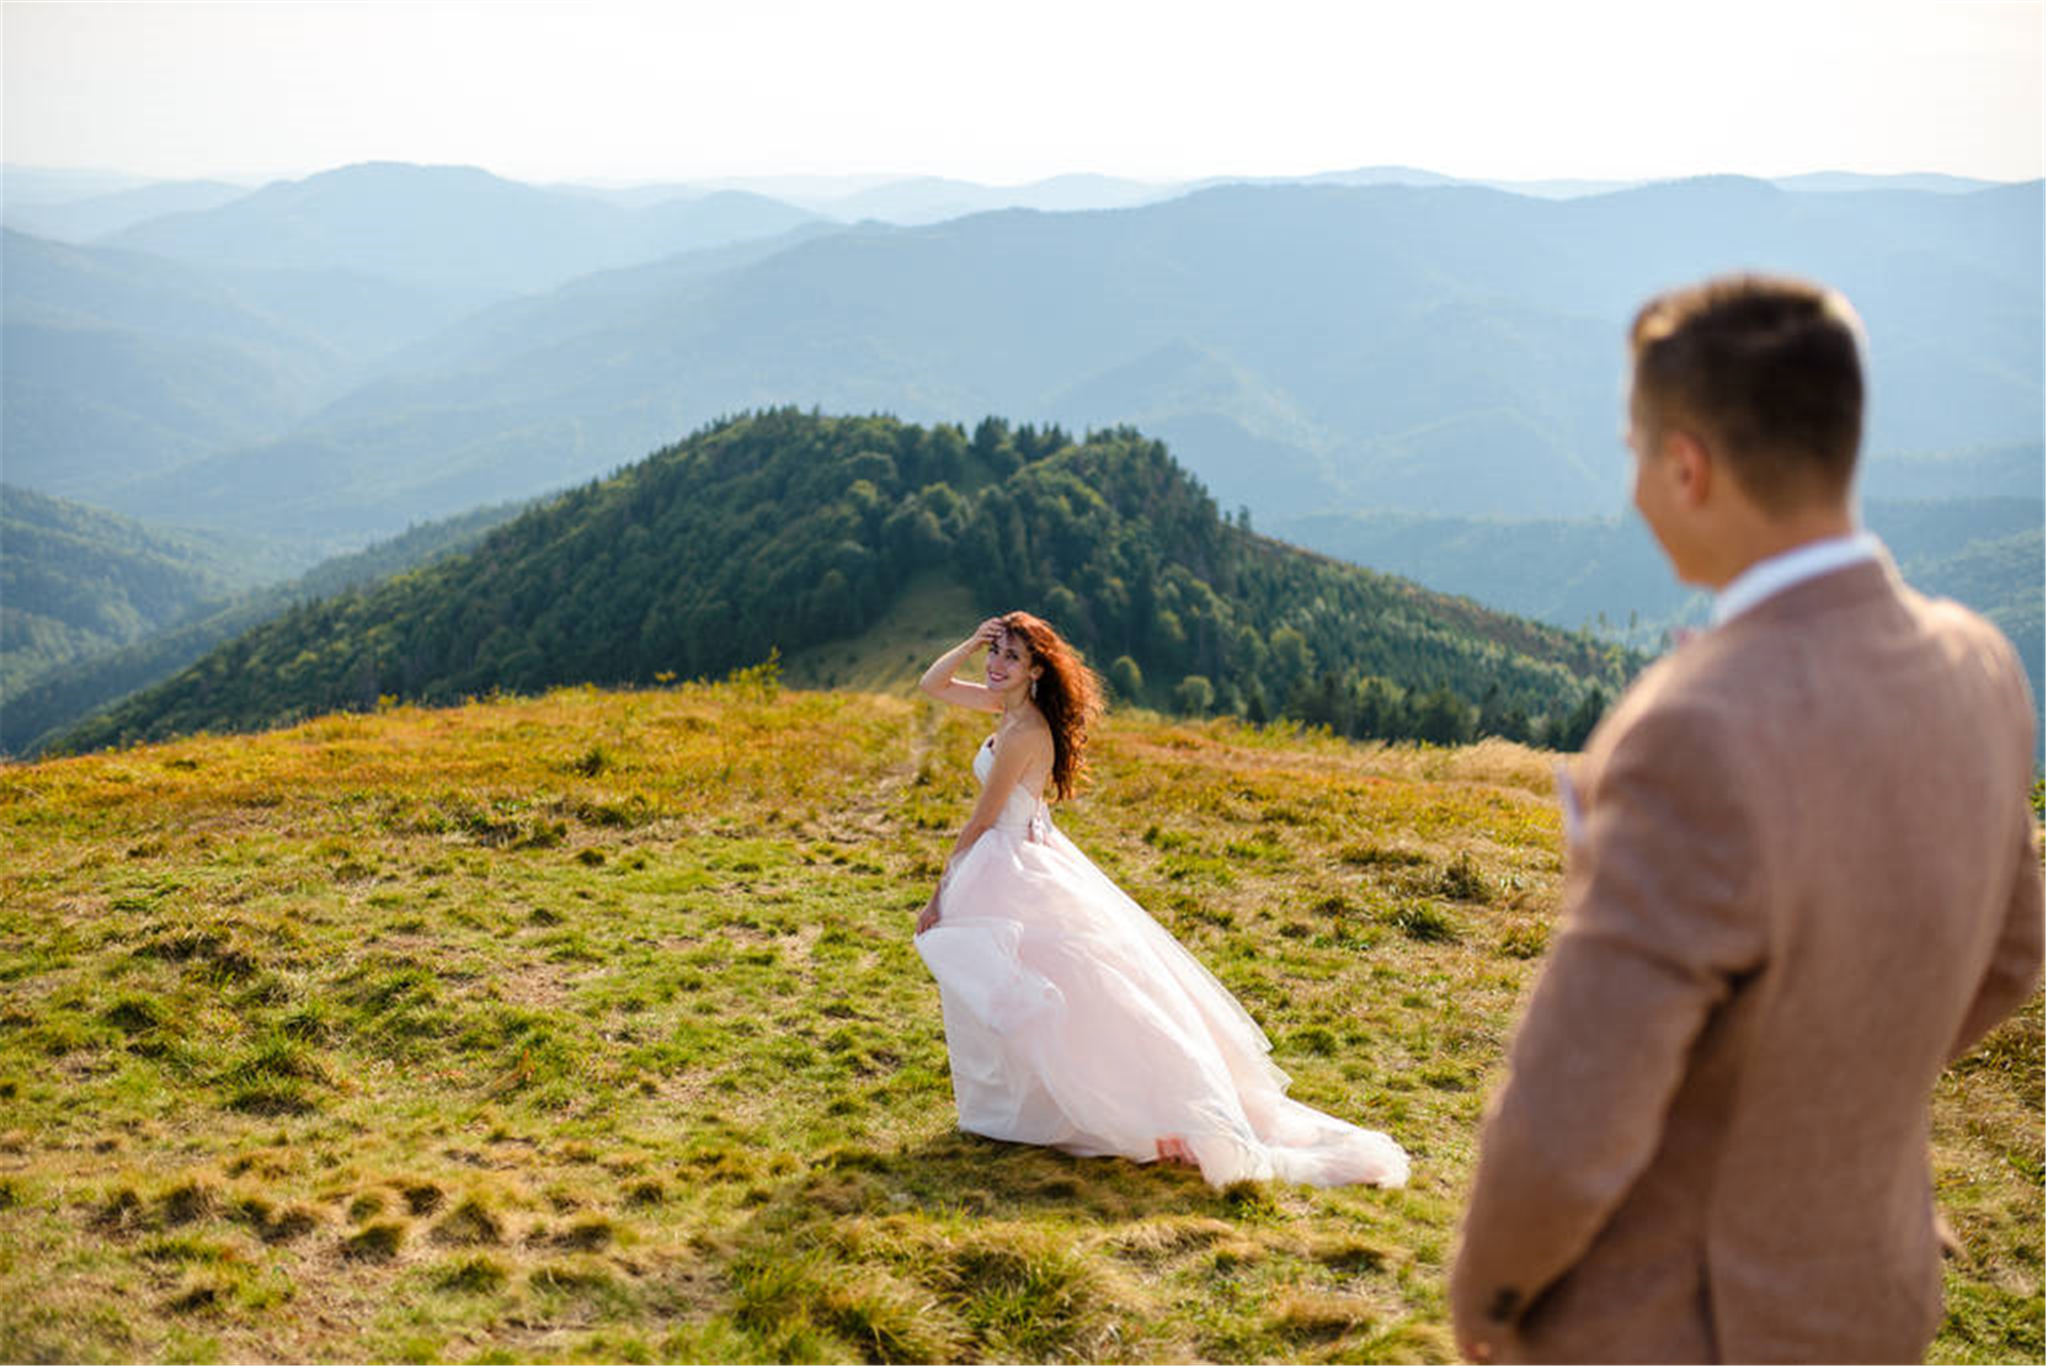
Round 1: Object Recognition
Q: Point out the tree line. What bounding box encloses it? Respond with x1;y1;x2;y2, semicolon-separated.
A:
52;411;1632;754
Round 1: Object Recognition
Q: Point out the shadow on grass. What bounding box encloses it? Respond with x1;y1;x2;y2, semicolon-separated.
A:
806;1127;1274;1224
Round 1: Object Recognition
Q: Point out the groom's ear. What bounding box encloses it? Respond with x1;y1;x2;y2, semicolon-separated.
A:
1667;428;1714;509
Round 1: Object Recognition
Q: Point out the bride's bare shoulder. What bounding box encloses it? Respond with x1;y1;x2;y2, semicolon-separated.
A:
993;712;1055;756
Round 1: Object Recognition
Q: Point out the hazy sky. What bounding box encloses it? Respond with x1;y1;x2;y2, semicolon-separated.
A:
4;0;2040;187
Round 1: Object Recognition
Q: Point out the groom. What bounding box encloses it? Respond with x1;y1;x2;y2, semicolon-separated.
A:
1450;275;2043;1363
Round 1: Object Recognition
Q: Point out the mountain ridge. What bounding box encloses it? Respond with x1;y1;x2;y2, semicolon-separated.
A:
104;161;822;295
45;411;1635;757
57;176;2034;541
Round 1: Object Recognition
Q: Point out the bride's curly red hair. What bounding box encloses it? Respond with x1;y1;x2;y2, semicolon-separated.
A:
1000;610;1104;802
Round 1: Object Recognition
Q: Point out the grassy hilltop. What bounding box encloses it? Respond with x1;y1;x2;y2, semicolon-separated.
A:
0;678;2038;1364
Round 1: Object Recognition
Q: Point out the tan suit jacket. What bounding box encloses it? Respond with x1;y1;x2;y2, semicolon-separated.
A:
1451;557;2043;1364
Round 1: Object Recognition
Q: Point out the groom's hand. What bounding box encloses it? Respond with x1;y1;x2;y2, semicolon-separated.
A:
1460;1339;1493;1364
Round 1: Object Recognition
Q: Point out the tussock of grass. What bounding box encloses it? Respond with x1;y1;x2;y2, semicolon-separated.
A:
159;1177;220;1226
0;682;2035;1362
819;1266;966;1364
218;1033;330;1089
553;1214;614;1250
399;1180;445;1215
139;1232;237;1265
164;1282;224;1315
102;994;170;1034
341;1220;406;1261
951;1237;1139;1360
92;1186;147;1233
224;1147;295;1179
1312;1232;1393;1274
430;1254;509;1295
1435;851;1492;903
230;1194;321;1243
1268;1288;1376;1342
1383;901;1462;945
529;1258;620;1300
1105;1215;1240;1262
430;1196;506;1246
1499;923;1549;960
1340;844;1427;868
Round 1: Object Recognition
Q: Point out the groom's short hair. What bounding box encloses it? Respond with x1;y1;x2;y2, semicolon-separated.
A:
1629;274;1866;513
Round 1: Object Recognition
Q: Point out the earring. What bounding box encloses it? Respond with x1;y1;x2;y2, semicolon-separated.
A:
1030;678;1038;699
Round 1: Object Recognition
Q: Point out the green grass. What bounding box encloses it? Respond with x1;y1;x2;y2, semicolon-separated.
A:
0;679;2038;1362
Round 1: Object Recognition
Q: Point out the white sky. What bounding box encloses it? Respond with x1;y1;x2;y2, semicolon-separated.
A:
2;0;2040;187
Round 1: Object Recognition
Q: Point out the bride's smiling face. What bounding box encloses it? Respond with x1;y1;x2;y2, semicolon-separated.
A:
984;628;1041;700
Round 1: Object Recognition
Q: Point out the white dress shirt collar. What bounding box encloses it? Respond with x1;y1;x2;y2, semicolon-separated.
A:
1710;530;1885;628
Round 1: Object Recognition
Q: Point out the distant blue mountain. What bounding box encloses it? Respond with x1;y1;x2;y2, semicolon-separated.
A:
809;173;1169;224
2;178;252;241
2;227;500;499
107;161;819;294
1772;171;2006;194
0;166;156;205
680;166;2017;223
73;175;2039;542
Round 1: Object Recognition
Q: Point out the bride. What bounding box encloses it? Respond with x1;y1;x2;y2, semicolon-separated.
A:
912;612;1409;1189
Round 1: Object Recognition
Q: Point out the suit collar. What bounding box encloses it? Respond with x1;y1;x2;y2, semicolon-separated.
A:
1715;550;1902;633
1710;532;1886;627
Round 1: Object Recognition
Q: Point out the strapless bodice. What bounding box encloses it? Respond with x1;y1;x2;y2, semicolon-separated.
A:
974;735;1051;838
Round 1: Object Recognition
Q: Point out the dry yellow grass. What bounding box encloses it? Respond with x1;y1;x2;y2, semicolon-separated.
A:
0;676;2036;1363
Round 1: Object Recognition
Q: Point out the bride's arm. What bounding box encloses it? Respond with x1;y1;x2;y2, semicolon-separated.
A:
915;727;1050;933
918;619;1006;713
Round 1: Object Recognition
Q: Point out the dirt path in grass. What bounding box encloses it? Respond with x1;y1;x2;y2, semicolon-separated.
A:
802;695;942;846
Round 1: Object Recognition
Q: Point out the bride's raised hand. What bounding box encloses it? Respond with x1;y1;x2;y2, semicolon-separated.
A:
920;620;1009;710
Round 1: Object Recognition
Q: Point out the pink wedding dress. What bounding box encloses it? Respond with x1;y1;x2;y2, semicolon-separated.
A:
914;735;1410;1188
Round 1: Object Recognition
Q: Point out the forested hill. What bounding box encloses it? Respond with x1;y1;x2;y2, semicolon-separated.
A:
52;412;1636;754
2;496;529;757
1;485;256;694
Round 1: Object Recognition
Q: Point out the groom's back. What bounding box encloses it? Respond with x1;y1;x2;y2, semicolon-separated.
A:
1652;561;2038;1360
1453;272;2042;1366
